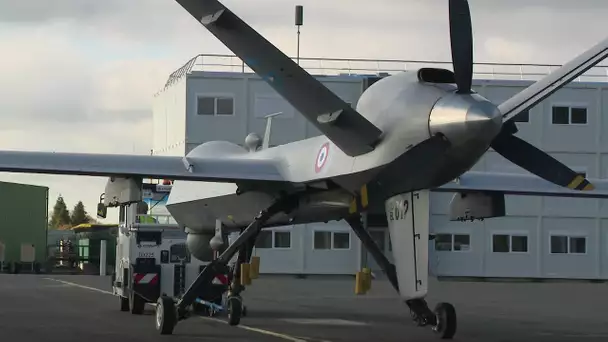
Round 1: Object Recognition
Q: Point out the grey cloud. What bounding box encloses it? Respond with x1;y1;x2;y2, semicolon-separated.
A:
0;1;112;23
2;0;606;59
471;0;608;11
0;0;163;23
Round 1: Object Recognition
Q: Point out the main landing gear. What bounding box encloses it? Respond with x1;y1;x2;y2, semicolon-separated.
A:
154;196;298;335
345;191;457;339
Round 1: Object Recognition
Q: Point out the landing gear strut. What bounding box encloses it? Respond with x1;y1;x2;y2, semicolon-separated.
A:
345;192;457;340
154;196;298;335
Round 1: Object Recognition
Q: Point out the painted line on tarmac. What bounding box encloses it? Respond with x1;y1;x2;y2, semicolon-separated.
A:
200;316;308;342
42;277;319;342
43;278;113;295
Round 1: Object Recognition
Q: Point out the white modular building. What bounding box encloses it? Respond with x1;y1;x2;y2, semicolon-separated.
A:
152;54;608;280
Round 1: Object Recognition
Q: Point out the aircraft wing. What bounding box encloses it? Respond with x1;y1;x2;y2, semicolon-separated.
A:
499;36;608;121
435;171;608;198
0;150;287;183
173;0;383;157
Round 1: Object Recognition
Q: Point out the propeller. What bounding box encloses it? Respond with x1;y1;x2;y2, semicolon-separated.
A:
448;0;595;191
449;0;473;94
491;126;594;191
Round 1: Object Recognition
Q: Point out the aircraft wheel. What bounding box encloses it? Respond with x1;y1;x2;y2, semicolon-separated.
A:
120;296;129;312
130;292;145;315
227;296;243;326
432;302;456;339
155;296;177;335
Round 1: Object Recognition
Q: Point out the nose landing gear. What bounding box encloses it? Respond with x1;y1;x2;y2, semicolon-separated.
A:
345;190;458;339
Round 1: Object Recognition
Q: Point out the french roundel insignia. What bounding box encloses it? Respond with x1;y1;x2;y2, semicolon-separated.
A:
315;143;330;173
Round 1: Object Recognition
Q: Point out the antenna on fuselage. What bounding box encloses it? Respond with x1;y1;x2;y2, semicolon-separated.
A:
262;111;284;149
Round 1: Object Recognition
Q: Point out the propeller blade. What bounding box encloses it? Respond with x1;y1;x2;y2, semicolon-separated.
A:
449;0;474;93
490;133;594;191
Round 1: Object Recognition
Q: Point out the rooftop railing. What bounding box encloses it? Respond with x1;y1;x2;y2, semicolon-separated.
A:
159;53;608;93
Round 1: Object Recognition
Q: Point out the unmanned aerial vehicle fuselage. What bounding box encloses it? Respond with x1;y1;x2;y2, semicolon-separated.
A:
167;71;502;235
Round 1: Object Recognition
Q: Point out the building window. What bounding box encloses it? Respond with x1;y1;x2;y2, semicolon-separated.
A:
333;232;350;249
197;95;235;116
513;110;529;123
550;235;586;254
274;231;291;248
369;230;386;251
255;231;272;248
434;233;471;252
314;231;331;249
551;105;587;125
313;231;351;250
255;230;291;249
492;234;528;253
435;234;452;251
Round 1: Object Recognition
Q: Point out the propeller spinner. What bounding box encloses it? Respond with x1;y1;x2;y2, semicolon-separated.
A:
447;0;595;191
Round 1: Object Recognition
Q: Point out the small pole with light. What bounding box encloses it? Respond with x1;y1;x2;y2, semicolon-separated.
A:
295;5;303;65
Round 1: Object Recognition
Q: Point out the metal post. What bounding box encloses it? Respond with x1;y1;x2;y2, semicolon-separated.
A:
297;26;301;65
100;240;107;276
361;212;368;268
295;5;303;65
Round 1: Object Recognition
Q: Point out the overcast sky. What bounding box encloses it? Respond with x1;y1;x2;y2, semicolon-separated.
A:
0;0;607;223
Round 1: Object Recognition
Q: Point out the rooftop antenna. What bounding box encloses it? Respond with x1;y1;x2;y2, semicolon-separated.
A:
262;112;284;149
295;5;303;65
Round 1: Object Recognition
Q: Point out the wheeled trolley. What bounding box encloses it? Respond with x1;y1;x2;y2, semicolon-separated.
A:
154;196;297;335
192;266;249;321
112;224;212;315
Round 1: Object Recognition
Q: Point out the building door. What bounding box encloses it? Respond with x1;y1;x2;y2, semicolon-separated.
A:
364;227;393;276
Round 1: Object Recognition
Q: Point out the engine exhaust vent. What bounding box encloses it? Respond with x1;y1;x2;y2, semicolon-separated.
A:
417;68;456;84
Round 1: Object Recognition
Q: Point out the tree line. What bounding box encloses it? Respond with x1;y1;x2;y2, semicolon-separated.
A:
48;195;98;230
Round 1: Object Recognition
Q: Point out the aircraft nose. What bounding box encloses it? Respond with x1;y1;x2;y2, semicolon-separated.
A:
464;101;502;142
429;93;503;147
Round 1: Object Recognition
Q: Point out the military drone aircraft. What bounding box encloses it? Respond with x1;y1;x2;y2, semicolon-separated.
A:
2;0;608;339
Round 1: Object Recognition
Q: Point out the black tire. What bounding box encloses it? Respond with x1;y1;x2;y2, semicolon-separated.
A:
227;296;242;326
433;302;457;339
155;296;177;335
120;296;130;312
130;292;145;315
242;305;247;317
410;308;418;321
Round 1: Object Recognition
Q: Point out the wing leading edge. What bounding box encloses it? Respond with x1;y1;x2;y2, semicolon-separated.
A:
436;171;608;198
499;35;608;121
0;150;287;183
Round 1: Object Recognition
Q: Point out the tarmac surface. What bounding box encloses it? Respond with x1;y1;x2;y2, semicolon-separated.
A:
2;274;608;341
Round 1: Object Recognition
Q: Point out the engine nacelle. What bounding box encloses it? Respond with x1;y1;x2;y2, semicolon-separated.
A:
185;232;215;262
449;191;505;222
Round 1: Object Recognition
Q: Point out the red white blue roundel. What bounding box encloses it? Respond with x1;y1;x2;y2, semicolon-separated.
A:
315;143;330;173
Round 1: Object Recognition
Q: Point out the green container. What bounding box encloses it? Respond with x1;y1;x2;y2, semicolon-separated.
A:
0;182;48;264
